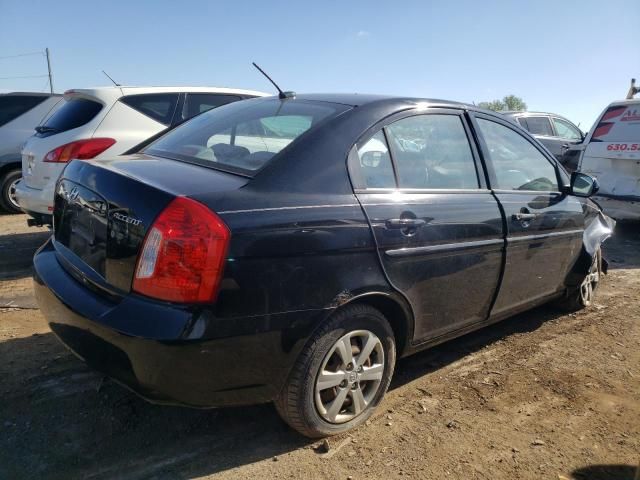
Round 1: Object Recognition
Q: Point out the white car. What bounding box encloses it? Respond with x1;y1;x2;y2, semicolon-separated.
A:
0;92;63;212
566;98;640;220
16;86;267;224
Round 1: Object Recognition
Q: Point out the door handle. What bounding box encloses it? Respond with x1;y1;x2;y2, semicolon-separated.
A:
385;218;426;229
511;213;538;221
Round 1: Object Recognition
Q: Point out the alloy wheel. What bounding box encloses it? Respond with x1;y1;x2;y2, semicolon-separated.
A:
314;330;384;424
580;256;600;305
7;177;20;210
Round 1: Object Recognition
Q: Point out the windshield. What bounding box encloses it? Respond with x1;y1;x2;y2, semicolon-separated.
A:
145;98;347;175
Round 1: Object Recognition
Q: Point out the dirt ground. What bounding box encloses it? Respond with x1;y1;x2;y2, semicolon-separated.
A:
0;213;638;480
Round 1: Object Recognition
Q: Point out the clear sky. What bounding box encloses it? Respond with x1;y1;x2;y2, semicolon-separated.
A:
1;0;637;131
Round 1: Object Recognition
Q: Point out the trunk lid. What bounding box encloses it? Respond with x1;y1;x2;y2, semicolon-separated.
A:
53;154;248;294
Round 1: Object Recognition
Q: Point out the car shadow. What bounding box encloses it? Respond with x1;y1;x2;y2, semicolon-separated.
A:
571;464;638;480
0;230;50;281
0;303;567;479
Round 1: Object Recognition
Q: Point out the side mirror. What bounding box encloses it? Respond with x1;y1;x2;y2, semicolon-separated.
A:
570;172;599;197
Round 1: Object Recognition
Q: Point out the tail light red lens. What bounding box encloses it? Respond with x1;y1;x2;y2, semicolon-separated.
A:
132;197;230;303
43;138;116;163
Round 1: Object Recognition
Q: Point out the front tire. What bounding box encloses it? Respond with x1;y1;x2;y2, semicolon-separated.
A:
275;304;396;438
0;169;22;214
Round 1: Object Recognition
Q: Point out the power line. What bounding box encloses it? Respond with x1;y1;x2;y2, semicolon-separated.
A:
0;51;44;60
0;74;49;80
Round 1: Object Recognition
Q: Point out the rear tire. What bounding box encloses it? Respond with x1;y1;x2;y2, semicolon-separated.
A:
554;248;602;312
275;304;395;438
0;169;22;214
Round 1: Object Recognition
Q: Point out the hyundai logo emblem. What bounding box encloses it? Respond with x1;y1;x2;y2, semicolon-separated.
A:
68;187;80;201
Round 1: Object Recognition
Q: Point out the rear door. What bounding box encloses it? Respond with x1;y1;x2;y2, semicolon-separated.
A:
351;109;505;342
471;113;585;317
520;115;564;160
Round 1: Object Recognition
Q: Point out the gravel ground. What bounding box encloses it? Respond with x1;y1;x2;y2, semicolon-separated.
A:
0;213;638;480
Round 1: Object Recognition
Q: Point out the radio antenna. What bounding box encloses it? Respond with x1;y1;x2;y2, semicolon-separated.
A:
102;70;121;87
252;62;295;99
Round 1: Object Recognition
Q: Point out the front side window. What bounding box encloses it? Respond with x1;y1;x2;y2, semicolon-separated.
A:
477;118;559;191
121;93;179;126
523;116;553;136
552;118;581;140
385;114;479;189
146;99;347;174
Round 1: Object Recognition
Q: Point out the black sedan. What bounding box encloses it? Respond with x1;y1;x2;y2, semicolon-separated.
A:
34;93;614;438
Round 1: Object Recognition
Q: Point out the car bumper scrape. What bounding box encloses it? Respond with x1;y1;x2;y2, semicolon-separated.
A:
33;238;319;407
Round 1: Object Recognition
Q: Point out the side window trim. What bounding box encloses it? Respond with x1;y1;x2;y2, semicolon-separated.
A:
350;108;488;193
468;112;563;193
381;126;400;188
172;93;186;126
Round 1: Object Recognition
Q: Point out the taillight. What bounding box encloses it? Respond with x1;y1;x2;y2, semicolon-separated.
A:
43;138;116;163
132;197;230;303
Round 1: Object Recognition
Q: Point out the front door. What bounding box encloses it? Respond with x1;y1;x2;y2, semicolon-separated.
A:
350;110;505;342
471;114;586;317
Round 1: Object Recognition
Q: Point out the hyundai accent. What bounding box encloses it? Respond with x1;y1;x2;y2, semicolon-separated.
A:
33;94;614;437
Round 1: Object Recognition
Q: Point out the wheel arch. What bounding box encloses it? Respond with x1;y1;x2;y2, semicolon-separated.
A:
0;160;21;178
331;291;414;357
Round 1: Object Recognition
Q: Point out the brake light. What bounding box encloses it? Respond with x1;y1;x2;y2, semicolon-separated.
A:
43;138;116;163
132;197;230;303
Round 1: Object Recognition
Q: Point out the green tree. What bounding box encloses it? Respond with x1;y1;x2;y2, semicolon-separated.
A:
478;95;527;112
503;95;527;111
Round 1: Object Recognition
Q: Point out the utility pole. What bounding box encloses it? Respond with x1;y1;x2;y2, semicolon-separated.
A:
45;48;53;93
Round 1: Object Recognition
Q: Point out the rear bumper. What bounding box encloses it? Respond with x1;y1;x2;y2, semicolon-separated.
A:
15;180;54;218
34;238;322;407
593;194;640;221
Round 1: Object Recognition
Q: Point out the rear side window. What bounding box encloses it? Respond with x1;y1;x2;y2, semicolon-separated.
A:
356;131;396;188
0;95;48;127
41;98;102;134
385;114;479;189
182;93;242;121
145;99;347;175
523;116;553;136
121;93;179;126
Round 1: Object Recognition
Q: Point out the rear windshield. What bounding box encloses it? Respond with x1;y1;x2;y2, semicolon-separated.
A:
40;98;103;135
0;95;48;127
145;98;347;175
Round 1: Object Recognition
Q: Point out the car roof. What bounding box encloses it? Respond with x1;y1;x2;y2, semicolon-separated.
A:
501;111;558;117
605;98;640;107
63;86;270;103
292;93;473;109
0;91;61;97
